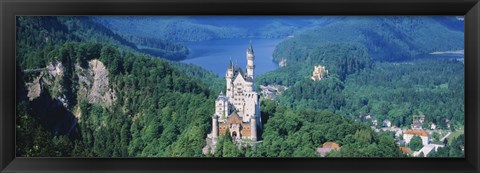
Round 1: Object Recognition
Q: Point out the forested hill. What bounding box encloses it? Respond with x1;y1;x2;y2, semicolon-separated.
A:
91;16;333;42
17;16;190;62
273;16;464;62
257;16;464;133
15;16;223;157
16;16;145;70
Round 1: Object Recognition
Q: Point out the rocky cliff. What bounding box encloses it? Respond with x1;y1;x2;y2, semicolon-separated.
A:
26;59;116;107
24;59;115;136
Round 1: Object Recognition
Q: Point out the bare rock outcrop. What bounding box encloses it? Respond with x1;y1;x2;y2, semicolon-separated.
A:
25;59;116;109
86;59;116;106
26;62;65;101
26;74;43;101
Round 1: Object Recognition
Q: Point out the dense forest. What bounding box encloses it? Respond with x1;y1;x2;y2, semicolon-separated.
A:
257;42;464;131
211;100;403;157
17;41;217;157
257;16;464;131
16;16;464;158
16;16;223;157
16;16;189;62
268;59;464;129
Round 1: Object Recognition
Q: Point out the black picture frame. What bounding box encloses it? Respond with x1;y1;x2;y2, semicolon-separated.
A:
1;0;479;172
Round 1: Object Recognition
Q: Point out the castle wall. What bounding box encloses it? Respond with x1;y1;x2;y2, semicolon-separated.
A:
241;124;251;138
231;75;247;113
243;92;257;123
250;117;257;141
219;124;228;136
212;115;218;139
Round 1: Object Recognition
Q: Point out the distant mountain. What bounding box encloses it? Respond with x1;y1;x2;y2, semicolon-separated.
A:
91;16;333;42
92;16;246;42
432;16;464;32
273;16;464;62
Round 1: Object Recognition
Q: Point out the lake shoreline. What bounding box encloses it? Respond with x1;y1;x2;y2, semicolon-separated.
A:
180;38;285;77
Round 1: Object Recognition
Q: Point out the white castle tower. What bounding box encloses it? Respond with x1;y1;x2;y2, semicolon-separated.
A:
225;60;234;99
204;42;262;154
246;41;255;79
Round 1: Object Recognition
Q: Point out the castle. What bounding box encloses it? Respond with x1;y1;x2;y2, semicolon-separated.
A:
311;65;329;81
204;42;262;154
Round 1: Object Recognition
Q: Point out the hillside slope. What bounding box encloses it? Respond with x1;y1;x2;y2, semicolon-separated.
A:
273;16;464;62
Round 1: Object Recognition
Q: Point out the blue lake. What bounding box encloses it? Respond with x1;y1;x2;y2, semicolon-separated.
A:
181;38;285;77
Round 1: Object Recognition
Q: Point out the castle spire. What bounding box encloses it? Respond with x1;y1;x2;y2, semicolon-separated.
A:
246;41;255;79
247;40;254;54
228;58;233;69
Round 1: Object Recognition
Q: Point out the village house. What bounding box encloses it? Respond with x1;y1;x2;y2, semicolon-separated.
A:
412;119;422;130
316;142;340;157
403;129;430;146
430;123;437;130
381;126;402;138
364;114;372;120
372;118;378;126
260;85;288;100
413;143;444;157
411;114;425;130
382;119;392;127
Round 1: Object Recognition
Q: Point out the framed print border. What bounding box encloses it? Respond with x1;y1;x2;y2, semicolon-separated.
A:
1;0;479;173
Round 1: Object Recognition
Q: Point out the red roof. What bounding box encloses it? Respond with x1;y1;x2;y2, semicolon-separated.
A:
322;142;340;149
227;112;243;125
404;130;429;137
400;147;411;154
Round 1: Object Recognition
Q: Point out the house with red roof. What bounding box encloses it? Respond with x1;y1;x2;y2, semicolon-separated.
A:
403;129;430;146
316;142;340;157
